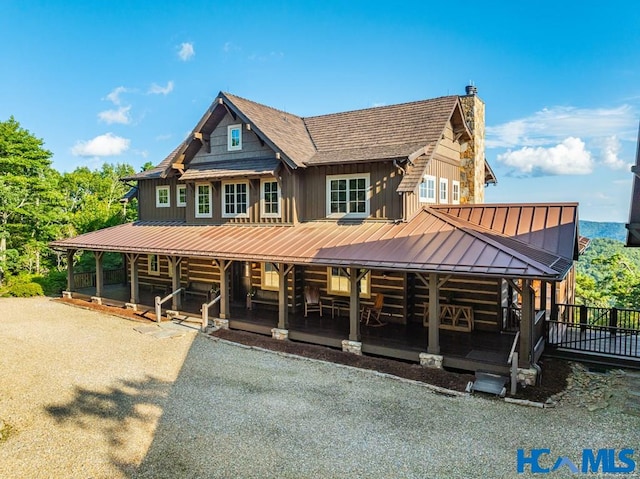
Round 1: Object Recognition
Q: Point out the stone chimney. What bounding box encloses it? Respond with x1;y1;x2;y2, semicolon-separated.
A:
458;84;486;204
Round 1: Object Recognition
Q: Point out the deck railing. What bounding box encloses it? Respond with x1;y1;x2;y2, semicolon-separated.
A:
546;318;639;358
155;288;184;323
73;268;126;289
555;303;640;333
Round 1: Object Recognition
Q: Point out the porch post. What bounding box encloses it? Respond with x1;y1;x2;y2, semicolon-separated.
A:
218;259;230;319
519;279;534;368
66;249;76;292
170;256;182;310
349;267;361;342
128;253;140;304
427;273;440;355
540;281;548;319
94;251;104;297
550;282;558;321
277;263;292;330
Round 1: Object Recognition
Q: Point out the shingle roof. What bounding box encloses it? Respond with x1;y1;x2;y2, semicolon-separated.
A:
179;158;280;181
122;146;181;181
397;143;436;192
51;205;577;280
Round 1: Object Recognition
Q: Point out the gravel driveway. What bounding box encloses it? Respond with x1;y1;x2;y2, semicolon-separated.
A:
1;297;639;479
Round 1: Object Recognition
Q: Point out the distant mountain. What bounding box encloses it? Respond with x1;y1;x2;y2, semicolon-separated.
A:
579;221;627;242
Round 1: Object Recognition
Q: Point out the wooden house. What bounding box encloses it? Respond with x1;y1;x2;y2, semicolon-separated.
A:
627;122;640;247
51;86;580;385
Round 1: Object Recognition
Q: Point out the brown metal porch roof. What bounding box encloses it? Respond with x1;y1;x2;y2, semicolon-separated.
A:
51;205;578;280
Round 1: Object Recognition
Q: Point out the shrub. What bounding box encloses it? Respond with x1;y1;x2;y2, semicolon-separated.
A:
7;282;44;297
32;270;67;296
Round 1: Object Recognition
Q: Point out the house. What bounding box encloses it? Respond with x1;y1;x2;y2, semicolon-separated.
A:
51;86;580;385
626;121;640;247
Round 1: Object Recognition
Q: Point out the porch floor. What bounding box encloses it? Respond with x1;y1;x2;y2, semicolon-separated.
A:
72;284;515;373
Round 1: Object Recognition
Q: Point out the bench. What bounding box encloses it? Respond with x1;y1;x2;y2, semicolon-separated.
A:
183;281;216;302
139;281;170;295
423;302;474;332
247;289;279;310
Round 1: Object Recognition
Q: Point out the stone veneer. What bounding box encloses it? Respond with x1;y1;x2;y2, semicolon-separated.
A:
341;340;362;355
271;328;289;340
419;352;443;369
458;93;486;205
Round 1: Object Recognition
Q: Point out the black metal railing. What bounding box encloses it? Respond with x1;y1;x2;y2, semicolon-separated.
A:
555;303;640;333
546;318;639;358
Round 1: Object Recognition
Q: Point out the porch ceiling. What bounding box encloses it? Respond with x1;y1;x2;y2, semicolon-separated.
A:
51;205;577;280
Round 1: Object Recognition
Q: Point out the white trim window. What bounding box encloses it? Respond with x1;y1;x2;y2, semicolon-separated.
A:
327;267;370;297
452;180;460;205
223;181;249;218
227;124;242;151
156;186;170;208
439;178;448;204
148;254;160;275
176;184;187;207
326;173;370;218
195;183;212;218
261;179;281;218
419;175;436;203
261;263;279;291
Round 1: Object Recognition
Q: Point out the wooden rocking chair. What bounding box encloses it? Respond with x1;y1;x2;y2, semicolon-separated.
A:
304;285;323;317
360;293;386;327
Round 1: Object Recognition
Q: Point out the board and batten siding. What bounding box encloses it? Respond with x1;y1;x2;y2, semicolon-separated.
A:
433;120;462;162
403;156;462;219
138;178;187;222
301;162;402;221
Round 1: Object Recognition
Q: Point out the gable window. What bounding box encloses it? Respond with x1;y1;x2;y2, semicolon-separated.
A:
327;267;370;297
156;186;170;208
227;124;242;151
439;178;448;204
223;181;249;218
326;173;370;218
261;180;281;218
148;254;160;275
261;263;279;291
195;183;212;218
452;180;460;205
176;185;187;207
419;175;436;203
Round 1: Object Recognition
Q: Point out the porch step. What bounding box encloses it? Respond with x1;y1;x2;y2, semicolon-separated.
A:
466;372;508;397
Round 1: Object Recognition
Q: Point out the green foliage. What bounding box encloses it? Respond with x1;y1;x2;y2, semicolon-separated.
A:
32;270;67;296
6;281;44;297
579;220;627;242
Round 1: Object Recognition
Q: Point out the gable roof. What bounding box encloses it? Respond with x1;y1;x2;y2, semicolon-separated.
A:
626;121;640;247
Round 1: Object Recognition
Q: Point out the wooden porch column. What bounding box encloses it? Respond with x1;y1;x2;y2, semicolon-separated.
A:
94;251;104;297
349;267;361;342
216;259;231;319
519;279;534;368
550;282;558;321
66;249;76;292
277;263;294;330
427;273;440;355
540;281;548;320
127;253;140;304
170;256;182;310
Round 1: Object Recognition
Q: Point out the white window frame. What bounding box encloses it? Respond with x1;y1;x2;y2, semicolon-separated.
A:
325;173;370;219
452;180;460;205
195;183;212;218
439;178;448;204
155;185;170;208
419;175;436;203
222;181;249;218
261;263;279;291
227;124;242;151
176;184;187;207
148;254;160;276
327;267;370;298
260;179;281;218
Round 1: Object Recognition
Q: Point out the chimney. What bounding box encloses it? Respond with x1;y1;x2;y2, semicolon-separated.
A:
458;84;486;204
465;84;478;96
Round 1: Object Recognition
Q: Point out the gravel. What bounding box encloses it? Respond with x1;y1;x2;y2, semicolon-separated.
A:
1;297;639;478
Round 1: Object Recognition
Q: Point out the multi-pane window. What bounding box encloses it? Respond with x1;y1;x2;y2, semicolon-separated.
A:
262;180;280;217
439;178;448;203
326;174;369;217
148;254;159;275
156;186;170;208
452;180;460;205
419;175;436;203
176;185;187;207
223;182;248;217
227;125;242;151
262;263;279;291
195;183;212;218
327;267;370;297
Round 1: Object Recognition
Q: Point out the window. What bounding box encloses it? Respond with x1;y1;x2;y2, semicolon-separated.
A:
227;124;242;151
195;183;212;218
261;180;281;218
262;263;279;291
148;254;160;275
419;175;436;203
327;267;370;297
156;186;170;208
223;182;249;218
452;180;460;205
326;173;370;218
439;178;448;204
176;185;187;207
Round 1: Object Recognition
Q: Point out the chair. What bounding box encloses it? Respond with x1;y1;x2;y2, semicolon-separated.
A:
360;293;386;327
304;285;323;317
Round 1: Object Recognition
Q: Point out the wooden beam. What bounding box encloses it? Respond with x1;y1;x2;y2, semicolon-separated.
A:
217;259;230;319
170;256;181;310
349;267;361;342
506;278;522;295
66;249;76;292
127;253;140;304
277;263;291;329
427;273;440;354
94;251;104;298
519;279;534;368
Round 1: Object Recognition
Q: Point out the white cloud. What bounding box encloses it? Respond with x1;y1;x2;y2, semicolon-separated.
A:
105;86;129;105
178;42;195;61
98;106;131;125
597;135;628;170
497;137;594;176
148;81;174;95
223;41;240;53
71;133;130;157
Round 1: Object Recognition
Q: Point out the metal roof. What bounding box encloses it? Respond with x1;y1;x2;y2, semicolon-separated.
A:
51;205;578;280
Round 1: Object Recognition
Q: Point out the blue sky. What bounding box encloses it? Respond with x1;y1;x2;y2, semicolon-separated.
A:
1;0;639;222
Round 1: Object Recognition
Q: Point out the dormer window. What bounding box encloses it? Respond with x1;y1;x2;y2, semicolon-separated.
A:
419;175;436;203
156;186;170;208
227;124;242;151
326;173;370;218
